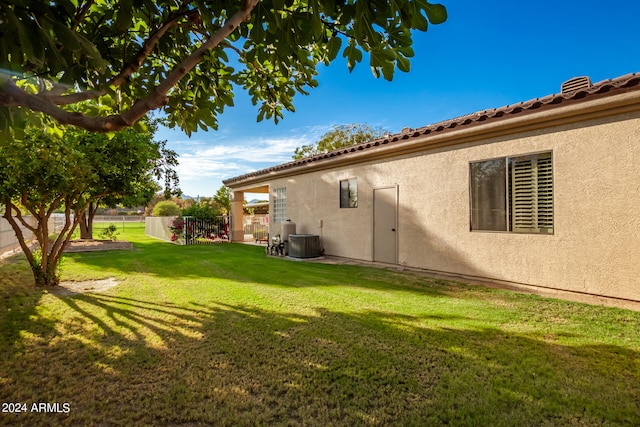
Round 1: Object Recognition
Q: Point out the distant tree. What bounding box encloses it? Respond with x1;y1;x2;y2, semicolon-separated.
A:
293;124;387;159
213;186;232;214
182;200;222;221
144;194;185;216
0;1;447;139
182;186;232;219
75;124;179;239
152;200;181;217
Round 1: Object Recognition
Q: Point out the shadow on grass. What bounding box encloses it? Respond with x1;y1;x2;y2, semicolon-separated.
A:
0;257;58;350
1;289;638;426
63;241;458;299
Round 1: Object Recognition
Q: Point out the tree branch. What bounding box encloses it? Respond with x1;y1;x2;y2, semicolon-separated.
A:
2;203;36;268
119;0;261;127
72;0;95;31
37;8;200;106
0;1;261;132
50;199;75;262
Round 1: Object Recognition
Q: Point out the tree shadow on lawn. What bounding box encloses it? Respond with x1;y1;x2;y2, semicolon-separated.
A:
0;257;57;350
63;241;462;299
2;291;638;426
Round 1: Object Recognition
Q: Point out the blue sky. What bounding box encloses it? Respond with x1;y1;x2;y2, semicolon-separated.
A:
156;1;640;198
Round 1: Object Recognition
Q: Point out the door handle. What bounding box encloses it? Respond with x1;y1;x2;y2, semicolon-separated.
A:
391;228;396;231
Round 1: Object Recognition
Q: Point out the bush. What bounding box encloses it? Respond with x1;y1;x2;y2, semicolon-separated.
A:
99;224;119;241
182;203;223;220
152;200;181;216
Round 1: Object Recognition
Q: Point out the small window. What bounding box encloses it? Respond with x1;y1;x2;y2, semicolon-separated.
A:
470;152;553;234
273;187;287;223
340;178;357;208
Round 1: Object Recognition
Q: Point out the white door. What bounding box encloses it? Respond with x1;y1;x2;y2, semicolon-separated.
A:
373;186;398;264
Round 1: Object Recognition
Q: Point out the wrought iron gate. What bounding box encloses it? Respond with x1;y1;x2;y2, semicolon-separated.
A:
182;215;229;245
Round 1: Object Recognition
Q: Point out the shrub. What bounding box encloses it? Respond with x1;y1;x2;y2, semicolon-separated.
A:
168;216;187;242
152;200;181;216
182;203;223;220
99;224;119;241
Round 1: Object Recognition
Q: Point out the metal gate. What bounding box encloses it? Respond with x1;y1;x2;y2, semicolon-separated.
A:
182;216;229;245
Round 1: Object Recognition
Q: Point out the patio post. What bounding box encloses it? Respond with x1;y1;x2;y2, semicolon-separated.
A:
231;191;245;242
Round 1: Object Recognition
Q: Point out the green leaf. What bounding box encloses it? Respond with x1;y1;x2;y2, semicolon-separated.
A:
251;22;266;44
425;3;448;25
397;45;415;57
374;47;398;62
53;21;81;51
115;0;134;32
326;37;342;61
408;0;429;31
382;61;395;81
343;41;363;71
311;14;324;40
9;11;42;66
397;55;411;72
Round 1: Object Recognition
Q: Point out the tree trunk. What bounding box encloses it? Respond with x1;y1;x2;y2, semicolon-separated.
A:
2;203;61;287
31;258;60;287
79;212;92;239
79;202;98;239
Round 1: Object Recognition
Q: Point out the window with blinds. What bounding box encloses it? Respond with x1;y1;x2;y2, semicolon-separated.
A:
510;153;553;233
470;152;553;234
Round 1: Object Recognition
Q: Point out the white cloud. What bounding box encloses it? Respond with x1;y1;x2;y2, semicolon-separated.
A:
164;124;333;196
175;155;246;179
193;137;302;163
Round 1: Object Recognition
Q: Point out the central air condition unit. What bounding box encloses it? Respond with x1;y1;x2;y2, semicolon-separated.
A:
288;234;321;258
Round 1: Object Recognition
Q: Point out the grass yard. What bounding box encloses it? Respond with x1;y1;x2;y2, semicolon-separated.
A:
1;223;639;426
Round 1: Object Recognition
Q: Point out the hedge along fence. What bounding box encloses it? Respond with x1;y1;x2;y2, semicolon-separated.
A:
0;214;66;258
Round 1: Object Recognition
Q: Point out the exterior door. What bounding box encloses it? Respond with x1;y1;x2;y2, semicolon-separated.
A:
373;186;398;264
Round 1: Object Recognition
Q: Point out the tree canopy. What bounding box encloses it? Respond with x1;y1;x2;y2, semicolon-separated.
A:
0;124;178;286
75;123;180;239
0;0;447;139
292;123;387;159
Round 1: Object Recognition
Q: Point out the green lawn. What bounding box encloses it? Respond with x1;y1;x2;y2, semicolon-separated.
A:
1;223;639;426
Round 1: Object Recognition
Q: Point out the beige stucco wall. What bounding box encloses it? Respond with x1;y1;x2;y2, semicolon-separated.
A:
254;111;640;302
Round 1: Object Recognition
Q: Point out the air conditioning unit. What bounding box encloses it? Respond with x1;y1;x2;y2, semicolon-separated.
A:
288;234;321;258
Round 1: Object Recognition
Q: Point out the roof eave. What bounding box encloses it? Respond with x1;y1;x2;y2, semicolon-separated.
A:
224;74;640;189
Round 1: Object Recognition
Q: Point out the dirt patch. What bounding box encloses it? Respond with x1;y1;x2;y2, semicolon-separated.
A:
64;239;133;253
52;277;121;297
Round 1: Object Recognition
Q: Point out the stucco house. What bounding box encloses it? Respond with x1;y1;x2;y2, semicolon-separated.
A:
223;73;640;306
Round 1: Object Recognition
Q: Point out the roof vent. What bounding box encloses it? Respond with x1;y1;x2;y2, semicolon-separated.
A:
561;76;592;94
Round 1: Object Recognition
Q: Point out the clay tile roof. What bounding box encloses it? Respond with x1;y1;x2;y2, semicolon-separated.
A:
224;72;640;186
